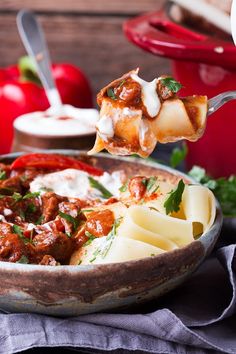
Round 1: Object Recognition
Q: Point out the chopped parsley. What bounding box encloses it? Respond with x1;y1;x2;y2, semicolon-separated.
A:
84;231;96;246
164;179;185;215
16;255;29;264
26;203;37;214
119;181;128;193
160;77;183;93
0;170;6;180
23;192;40;200
88;176;113;199
146;177;159;194
170;143;188;168
59;211;79;231
12;224;32;244
12;192;22;202
107;87;117;100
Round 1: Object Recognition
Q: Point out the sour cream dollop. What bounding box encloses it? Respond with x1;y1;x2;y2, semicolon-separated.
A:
130;73;161;118
30;168;123;199
14;104;99;136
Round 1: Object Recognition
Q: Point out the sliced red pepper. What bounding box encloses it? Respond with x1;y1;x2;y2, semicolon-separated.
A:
10;153;104;176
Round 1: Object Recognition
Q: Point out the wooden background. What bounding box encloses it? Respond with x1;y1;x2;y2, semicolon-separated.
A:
0;0;169;101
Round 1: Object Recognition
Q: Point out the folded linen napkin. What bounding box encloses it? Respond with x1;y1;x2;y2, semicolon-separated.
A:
0;240;235;354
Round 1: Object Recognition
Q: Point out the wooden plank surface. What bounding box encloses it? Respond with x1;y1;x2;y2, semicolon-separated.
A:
1;0;164;14
0;0;170;101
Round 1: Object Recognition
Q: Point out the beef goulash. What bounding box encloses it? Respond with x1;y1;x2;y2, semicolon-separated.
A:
88;69;208;157
0;153;215;266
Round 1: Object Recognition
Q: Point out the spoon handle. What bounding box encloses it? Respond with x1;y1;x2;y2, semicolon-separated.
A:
17;9;62;107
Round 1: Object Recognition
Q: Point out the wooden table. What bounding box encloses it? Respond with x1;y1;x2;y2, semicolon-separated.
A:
0;0;169;101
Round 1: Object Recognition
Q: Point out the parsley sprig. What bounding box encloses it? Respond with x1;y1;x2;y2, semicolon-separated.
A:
160;77;183;93
164;179;185;215
88;176;113;199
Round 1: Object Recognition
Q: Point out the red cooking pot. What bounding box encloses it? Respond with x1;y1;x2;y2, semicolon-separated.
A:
124;6;236;177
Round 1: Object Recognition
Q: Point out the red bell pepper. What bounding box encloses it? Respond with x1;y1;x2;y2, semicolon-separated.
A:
0;57;93;154
10;153;104;176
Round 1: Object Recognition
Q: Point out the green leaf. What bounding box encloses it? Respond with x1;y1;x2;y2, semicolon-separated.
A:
164;179;185;215
0;170;6;180
23;192;40;199
88;176;113;199
107;87;117;100
13;224;24;237
170;143;188;168
160;77;183;93
12;192;22;202
59;211;79;231
16;255;29;264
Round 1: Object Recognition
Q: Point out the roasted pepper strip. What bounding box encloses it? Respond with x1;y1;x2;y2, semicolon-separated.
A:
10;153;104;176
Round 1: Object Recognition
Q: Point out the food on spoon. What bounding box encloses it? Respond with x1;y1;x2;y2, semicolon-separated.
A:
88;69;208;157
0;153;215;265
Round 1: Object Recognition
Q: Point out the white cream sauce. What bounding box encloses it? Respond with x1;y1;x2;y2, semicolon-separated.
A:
14;104;99;136
96;115;114;140
30;169;123;200
130;73;161;118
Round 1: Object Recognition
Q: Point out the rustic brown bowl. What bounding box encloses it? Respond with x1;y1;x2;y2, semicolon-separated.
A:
0;150;222;316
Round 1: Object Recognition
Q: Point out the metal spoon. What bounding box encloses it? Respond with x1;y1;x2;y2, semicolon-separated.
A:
17;9;62;108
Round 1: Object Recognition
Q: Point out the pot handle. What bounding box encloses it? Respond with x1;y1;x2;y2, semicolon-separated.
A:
124;11;236;70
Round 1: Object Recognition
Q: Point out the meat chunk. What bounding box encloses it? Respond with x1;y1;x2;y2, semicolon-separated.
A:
128;176;147;200
41;192;66;223
0;234;28;263
0;222;12;236
157;76;176;100
86;209;114;237
33;231;74;262
39;255;59;266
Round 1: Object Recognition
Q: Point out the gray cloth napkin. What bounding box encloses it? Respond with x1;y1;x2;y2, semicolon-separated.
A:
0;241;235;354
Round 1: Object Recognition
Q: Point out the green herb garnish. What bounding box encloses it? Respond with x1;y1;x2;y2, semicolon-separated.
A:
59;211;79;231
23;192;40;200
170;143;188;168
146;176;158;193
160;77;183;93
26;203;37;214
84;231;96;246
0;170;6;180
13;224;24;237
13;224;32;244
107;87;117;100
16;255;29;264
12;192;22;202
88;176;113;199
164;179;185;215
119;181;128;193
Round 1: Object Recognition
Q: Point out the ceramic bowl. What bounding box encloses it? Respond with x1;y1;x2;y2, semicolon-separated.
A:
0;150;222;316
